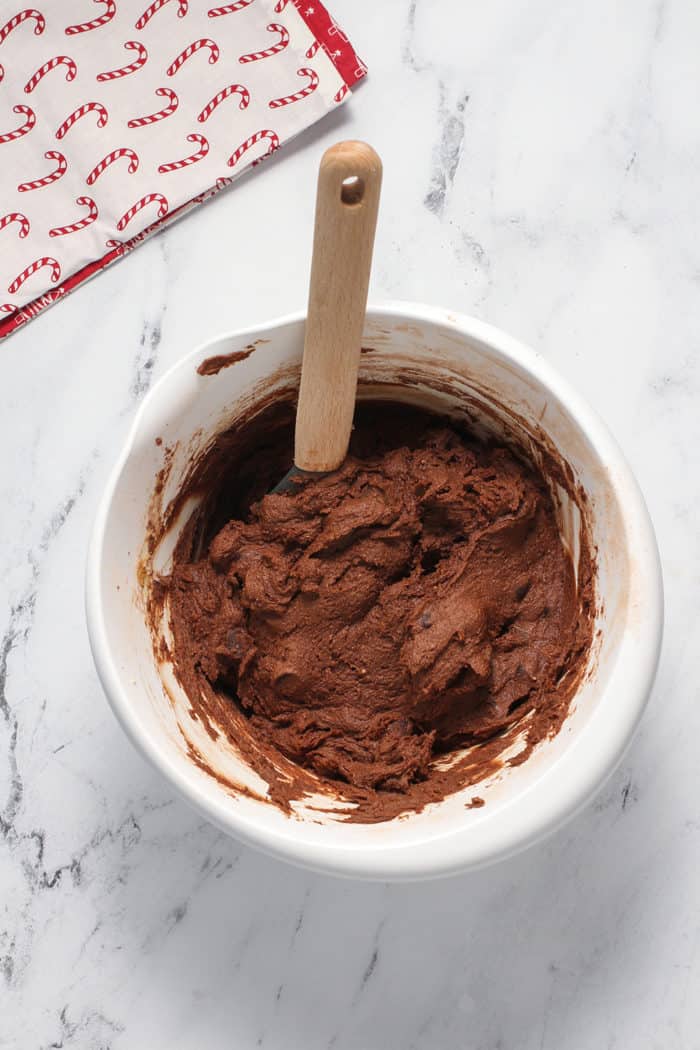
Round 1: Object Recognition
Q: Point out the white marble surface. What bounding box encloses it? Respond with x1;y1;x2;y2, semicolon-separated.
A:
1;1;698;1046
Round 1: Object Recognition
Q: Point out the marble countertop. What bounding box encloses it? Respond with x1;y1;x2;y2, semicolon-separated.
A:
2;1;698;1047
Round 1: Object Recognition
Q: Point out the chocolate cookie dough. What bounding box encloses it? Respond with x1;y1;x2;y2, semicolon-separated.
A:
164;402;594;821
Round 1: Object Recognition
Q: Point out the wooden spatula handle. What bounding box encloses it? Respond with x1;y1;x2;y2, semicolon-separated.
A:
294;141;383;472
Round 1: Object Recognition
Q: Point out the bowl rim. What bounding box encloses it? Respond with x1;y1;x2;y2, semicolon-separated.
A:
85;300;664;881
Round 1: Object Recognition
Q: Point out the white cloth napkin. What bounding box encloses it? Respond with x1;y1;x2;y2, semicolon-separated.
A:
0;0;365;338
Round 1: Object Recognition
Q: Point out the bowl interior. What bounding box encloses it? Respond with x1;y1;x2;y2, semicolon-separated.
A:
89;307;659;877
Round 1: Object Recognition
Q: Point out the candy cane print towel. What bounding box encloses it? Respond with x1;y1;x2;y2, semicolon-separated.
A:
0;0;366;339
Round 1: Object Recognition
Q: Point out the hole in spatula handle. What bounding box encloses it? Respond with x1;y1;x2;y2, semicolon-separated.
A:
341;175;364;205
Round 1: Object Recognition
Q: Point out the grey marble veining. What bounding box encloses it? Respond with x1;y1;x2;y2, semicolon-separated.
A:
2;1;699;1047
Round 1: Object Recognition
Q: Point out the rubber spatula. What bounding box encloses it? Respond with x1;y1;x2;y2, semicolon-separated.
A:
273;140;382;492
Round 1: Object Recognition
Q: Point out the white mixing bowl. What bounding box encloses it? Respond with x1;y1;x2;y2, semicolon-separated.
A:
86;303;663;880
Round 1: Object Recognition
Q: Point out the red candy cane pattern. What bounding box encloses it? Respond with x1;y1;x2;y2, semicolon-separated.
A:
0;0;365;334
1;304;17;313
55;101;108;139
17;150;67;192
127;87;178;128
226;128;279;168
197;83;250;122
65;0;116;35
239;23;289;63
49;196;98;236
208;1;255;15
158;133;209;173
333;83;349;104
24;55;77;94
86;147;140;185
117;193;169;231
0;213;30;239
167;38;219;75
135;0;188;30
0;9;45;44
268;68;319;109
0;105;36;144
97;41;148;81
8;257;61;294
